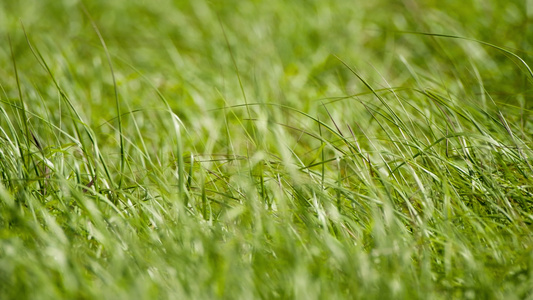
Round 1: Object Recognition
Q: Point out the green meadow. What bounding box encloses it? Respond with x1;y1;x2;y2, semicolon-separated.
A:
1;1;533;299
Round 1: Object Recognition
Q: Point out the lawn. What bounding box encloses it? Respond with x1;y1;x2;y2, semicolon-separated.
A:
1;0;533;299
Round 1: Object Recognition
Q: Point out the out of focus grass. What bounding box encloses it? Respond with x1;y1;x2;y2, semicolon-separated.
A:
1;1;533;299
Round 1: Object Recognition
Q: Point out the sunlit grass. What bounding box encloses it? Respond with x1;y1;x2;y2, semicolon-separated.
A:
1;0;533;299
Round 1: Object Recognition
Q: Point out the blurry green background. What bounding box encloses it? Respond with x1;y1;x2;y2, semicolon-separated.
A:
2;0;531;115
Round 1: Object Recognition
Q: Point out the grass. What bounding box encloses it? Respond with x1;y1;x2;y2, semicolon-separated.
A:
1;0;533;299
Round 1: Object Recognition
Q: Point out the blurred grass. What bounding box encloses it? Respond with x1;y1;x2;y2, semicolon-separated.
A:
1;0;533;299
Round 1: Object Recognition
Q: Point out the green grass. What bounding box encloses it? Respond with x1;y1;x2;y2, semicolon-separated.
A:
1;0;533;299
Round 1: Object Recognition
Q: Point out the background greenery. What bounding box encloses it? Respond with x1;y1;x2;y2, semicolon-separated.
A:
1;0;533;299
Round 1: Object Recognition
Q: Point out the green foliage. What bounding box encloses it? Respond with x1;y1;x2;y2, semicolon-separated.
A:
1;0;533;299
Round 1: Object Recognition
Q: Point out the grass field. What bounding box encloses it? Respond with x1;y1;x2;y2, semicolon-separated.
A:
1;0;533;299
